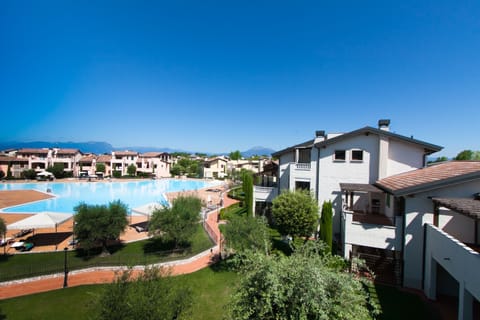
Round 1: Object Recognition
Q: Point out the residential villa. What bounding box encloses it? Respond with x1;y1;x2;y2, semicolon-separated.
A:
136;152;171;178
255;120;480;319
201;156;228;179
4;148;83;176
0;156;29;178
110;151;139;176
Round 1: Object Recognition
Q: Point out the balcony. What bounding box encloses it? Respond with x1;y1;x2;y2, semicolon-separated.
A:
254;186;278;203
342;209;402;251
295;163;311;170
424;224;480;314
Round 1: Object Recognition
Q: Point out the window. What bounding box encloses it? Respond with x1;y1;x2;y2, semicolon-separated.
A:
295;181;310;190
333;150;346;161
351;150;364;162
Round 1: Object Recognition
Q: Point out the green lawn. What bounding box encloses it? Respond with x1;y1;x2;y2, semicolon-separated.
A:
367;283;442;320
0;264;238;320
0;224;213;282
0;265;441;320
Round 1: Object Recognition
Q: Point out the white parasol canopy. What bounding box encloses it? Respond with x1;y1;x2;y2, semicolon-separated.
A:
7;212;73;231
131;202;164;217
37;171;54;177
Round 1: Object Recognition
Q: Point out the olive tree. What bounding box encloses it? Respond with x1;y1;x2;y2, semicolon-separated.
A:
271;190;318;241
149;195;202;248
92;266;192;320
223;215;271;255
127;164;137;176
74;200;129;254
227;241;379;320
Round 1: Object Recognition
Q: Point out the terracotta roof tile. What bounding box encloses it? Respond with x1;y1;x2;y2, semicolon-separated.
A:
376;161;480;195
17;148;49;154
96;155;112;163
113;151;138;156
0;156;29;163
433;198;480;219
56;148;80;155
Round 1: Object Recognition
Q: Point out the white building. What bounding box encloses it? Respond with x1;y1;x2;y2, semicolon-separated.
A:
110;151;139;176
136;152;171;178
267;120;441;235
257;120;480;319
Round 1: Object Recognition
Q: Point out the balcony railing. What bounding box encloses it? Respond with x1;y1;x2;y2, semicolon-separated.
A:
295;163;311;170
254;186;278;202
342;210;402;251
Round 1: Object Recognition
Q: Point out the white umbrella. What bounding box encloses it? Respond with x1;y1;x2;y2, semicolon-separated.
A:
37;171;54;177
131;202;164;217
7;212;73;232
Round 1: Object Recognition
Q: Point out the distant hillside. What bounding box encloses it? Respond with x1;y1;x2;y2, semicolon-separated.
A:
0;141;275;157
241;146;276;158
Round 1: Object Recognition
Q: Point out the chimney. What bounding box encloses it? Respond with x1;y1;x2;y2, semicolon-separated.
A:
314;130;326;143
378;119;390;131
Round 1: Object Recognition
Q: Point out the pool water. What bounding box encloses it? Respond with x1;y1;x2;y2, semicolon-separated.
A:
0;179;219;214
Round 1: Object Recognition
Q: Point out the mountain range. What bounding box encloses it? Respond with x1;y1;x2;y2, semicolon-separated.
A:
0;141;275;158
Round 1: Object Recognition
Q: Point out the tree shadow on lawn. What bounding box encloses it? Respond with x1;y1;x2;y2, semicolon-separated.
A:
142;237;192;255
74;242;126;261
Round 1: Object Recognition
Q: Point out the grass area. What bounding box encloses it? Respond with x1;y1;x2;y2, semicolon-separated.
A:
0;224;213;282
0;263;239;320
366;283;442;320
218;202;246;220
0;265;440;320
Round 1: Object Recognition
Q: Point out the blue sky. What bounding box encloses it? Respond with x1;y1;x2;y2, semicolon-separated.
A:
1;1;479;157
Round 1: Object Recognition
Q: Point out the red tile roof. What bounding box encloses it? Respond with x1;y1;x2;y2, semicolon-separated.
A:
376;161;480;195
56;148;80;155
113;151;138;156
17;148;49;155
0;156;29;163
96;155;112;163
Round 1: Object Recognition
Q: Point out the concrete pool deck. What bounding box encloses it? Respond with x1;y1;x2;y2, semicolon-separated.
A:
0;183;238;300
0;180;227;254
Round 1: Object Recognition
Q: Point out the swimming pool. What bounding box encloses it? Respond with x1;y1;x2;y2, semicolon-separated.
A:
0;179;220;214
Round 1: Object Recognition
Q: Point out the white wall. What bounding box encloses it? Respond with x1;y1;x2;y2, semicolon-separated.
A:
278;152;294;191
403;179;480;289
317;134;380;234
387;140;425;176
343;211;403;252
424;224;480;309
438;208;475;244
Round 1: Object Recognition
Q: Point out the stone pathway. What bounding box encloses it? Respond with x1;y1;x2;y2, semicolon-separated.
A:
0;192;239;300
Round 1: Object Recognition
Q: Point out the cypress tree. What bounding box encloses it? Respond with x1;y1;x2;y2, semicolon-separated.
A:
320;200;333;252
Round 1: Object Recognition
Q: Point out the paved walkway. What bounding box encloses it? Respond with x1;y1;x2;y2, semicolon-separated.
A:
0;192;239;300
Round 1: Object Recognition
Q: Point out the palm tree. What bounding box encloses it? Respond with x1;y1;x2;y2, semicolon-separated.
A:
0;217;7;255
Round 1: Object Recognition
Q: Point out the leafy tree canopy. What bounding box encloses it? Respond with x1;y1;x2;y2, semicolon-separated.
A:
126;164;137;176
149;195;202;248
96;163;106;173
271;190;319;241
227;241;379;320
223;215;271;255
74;200;129;253
92;266;192;320
47;163;67;178
229;150;242;160
455;150;480;160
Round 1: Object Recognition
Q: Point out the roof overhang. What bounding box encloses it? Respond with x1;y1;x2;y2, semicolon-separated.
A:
433;197;480;220
340;183;383;193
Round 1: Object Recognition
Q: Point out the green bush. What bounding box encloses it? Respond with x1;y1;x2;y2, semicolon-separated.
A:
112;170;122;178
21;169;37;180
